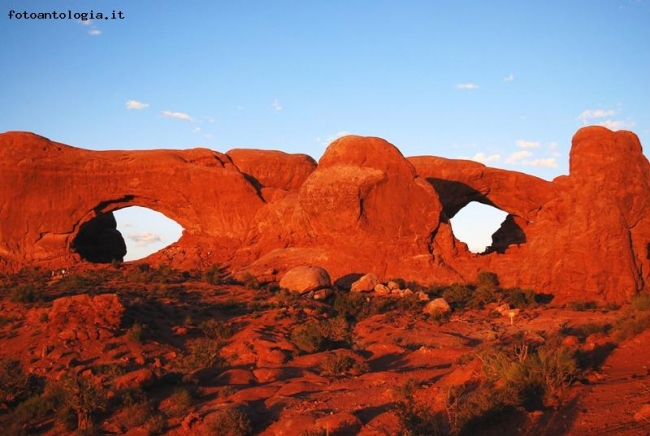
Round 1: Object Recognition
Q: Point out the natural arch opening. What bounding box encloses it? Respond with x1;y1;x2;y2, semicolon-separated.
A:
114;206;184;261
71;211;127;263
449;202;509;254
71;206;183;263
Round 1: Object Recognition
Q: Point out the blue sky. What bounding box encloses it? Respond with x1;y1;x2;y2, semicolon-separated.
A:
2;1;649;259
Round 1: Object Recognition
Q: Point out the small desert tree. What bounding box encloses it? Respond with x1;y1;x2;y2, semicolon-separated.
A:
57;373;108;431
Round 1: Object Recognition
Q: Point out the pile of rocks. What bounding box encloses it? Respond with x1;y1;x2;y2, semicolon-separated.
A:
350;273;430;301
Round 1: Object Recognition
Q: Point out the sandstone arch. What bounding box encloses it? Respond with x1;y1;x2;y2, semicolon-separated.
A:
2;127;650;303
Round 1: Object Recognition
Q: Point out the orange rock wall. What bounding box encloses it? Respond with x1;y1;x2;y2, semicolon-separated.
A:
1;127;648;303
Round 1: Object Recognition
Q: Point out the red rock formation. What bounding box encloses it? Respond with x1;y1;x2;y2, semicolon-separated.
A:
1;127;650;303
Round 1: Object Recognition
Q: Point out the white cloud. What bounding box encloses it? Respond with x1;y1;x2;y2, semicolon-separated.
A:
127;232;162;247
79;19;93;26
523;158;558;168
126;100;149;110
88;29;101;36
577;108;635;131
162;110;193;121
505;150;532;164
455;83;479;90
272;99;282;111
503;74;515;82
577;108;617;123
516;139;540;149
471;152;501;164
597;119;636;131
192;127;201;133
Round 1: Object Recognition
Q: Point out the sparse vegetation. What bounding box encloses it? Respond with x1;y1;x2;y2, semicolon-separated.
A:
0;358;34;406
204;407;252;436
176;338;224;372
199;318;234;341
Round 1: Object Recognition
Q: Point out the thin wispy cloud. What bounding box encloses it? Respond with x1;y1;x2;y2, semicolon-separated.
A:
79;19;101;36
577;107;635;131
505;150;532;164
598;119;636;131
578;108;617;123
272;99;283;111
126;100;149;110
127;232;162;247
471;152;501;164
192;127;201;133
317;131;352;144
503;74;515;82
161;110;193;122
516;140;540;149
455;83;479;90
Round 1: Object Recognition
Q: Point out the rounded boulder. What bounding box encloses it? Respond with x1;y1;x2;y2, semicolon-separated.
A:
279;266;331;294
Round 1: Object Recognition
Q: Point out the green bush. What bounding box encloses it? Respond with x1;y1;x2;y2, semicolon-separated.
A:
199;319;234;342
291;320;329;354
481;342;578;410
176;338;224;372
393;379;448;436
204;407;252;436
504;288;537;309
55;373;109;431
613;310;650;341
202;264;226;285
441;284;474;309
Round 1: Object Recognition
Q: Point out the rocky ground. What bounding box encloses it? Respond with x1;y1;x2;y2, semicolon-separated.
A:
1;264;650;435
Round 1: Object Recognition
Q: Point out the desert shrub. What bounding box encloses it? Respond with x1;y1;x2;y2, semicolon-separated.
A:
240;272;261;289
441;284;474;309
332;291;368;320
504;288;537;309
204;407;252;436
199;319;234;341
476;271;499;289
0;358;34;406
2;392;57;434
467;286;498;310
167;387;194;417
394;379;448;436
10;283;38;303
568;300;598;311
291;320;329;354
116;401;154;432
202;264;226;285
613;310;650;341
127;322;144;343
481;342;578;410
568;322;611;339
321;352;367;375
55;373;109;431
291;317;352;354
176;338;224;372
632;291;650;311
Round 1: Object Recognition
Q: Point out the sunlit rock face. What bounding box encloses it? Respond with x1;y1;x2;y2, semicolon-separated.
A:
1;126;649;303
